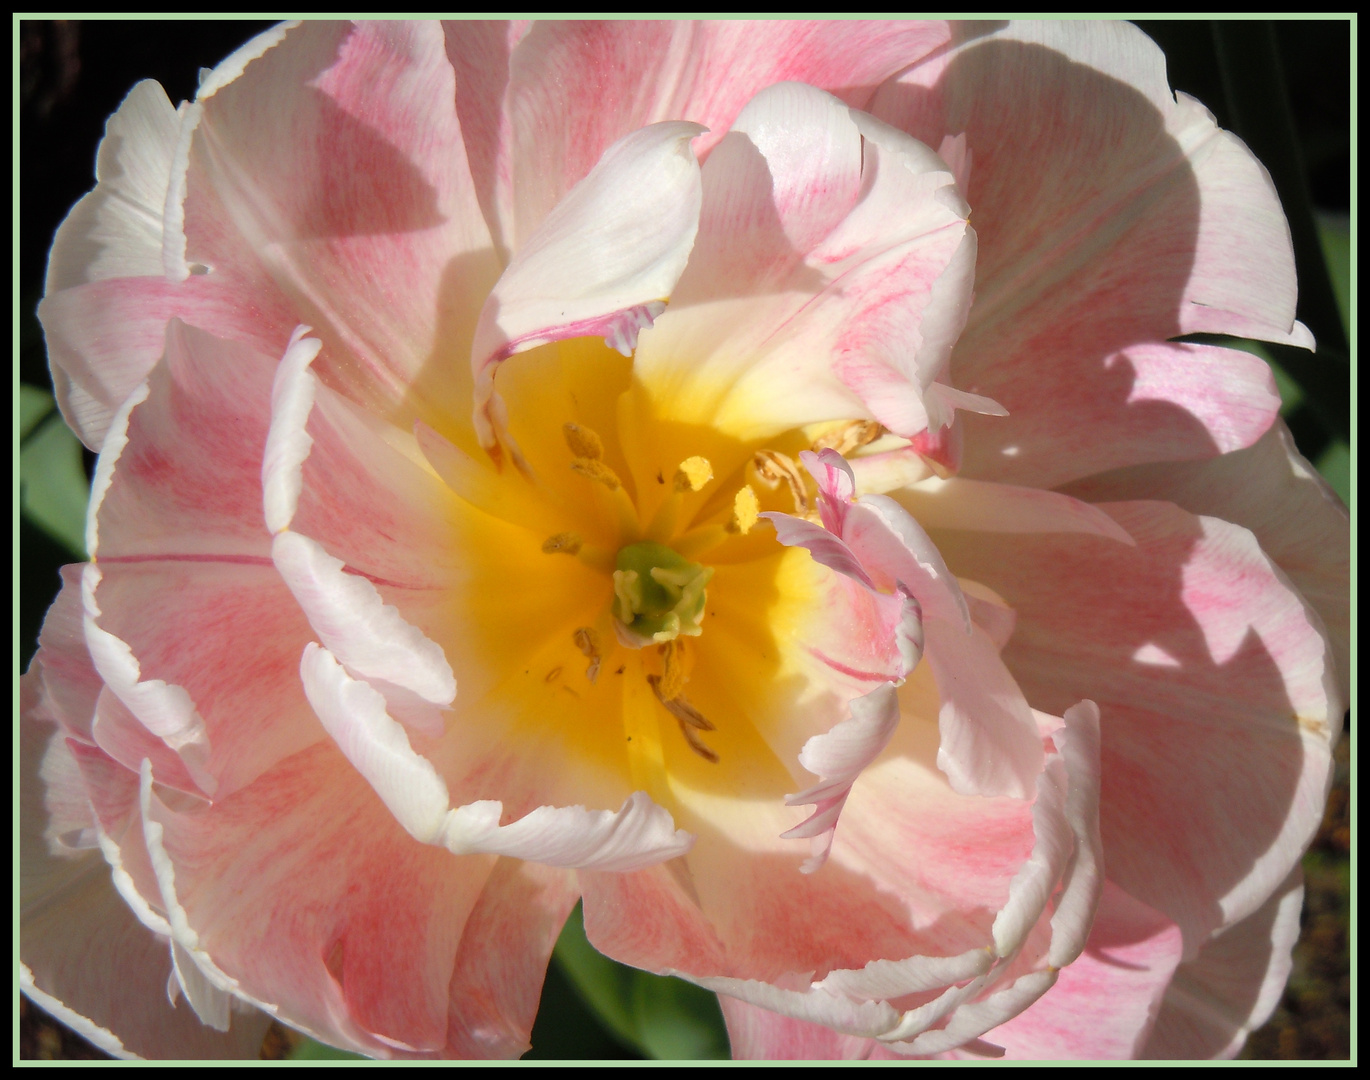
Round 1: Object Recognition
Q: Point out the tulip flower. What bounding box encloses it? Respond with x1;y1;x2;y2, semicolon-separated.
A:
21;20;1346;1060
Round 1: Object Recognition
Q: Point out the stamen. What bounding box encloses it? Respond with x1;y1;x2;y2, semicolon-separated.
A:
674;456;713;493
648;673;718;763
563;422;604;460
658;640;688;701
752;450;810;515
573;627;602;684
812;420;884;456
726;485;760;535
542;532;583;555
570;457;622;491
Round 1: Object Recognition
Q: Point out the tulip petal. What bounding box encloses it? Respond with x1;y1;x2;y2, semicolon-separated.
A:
188;21;501;424
936;500;1339;955
470;120;704;453
874;21;1303;489
45;80;180;294
444;858;578;1058
1063;420;1349;705
135;743;492;1057
974;881;1184;1059
20;714;270;1059
886;476;1136;545
1141;867;1304;1059
634;82;976;442
720;997;876;1060
500;20;958;246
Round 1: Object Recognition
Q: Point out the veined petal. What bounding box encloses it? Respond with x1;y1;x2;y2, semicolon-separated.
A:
937;500;1339;954
20;720;270;1060
976;882;1183;1060
874;21;1304;490
470;120;705;453
499;20;958;248
1141;867;1305;1059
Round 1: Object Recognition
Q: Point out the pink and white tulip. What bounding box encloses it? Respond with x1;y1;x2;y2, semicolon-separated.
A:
22;20;1345;1060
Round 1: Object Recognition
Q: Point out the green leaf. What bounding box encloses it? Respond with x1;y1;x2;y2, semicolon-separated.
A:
1316;213;1350;336
20;414;89;559
1315;440;1350;508
20;384;55;441
552;903;729;1060
287;1038;368;1060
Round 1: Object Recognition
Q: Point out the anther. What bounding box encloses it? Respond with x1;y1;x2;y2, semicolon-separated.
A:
542;532;583;555
673;456;713;493
648;674;718;763
812;420;884;456
753;450;810;514
563;422;604;461
726;485;760;535
570;457;623;491
573;627;602;684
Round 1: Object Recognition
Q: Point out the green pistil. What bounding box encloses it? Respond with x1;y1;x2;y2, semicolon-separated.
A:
612;541;714;646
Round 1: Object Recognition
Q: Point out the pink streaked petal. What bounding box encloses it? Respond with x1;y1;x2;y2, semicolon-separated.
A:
24;564;103;743
1063;420;1349;705
1045;701;1105;970
190;21;501;423
20;716;269;1059
886;969;1059;1055
980;881;1184;1060
845;496;970;630
91;688;206;798
800;448;857;534
45;80;179;295
470;120;704;451
783;683;905;874
84;559;324;797
874;22;1301;488
762;511;875;591
888;475;1136;545
265;331;461;588
444;858;578;1058
644;85;975;442
935;500;1339;954
38;269;298;453
721;997;876;1059
500;20;957;246
1142;867;1304;1059
963;342;1284;490
301;644;691;871
88;320;279;562
137;741;493;1057
82;564;215;796
440;21;533;264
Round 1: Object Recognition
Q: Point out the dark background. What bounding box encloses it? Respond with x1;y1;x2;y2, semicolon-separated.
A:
18;19;1350;1061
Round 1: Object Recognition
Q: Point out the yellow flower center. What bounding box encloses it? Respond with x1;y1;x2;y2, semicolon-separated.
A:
431;336;855;813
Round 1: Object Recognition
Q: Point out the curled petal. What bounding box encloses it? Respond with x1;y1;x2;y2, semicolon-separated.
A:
300;644;692;871
471;120;705;451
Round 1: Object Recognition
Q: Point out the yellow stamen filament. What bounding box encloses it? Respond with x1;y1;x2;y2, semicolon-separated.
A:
658;640;688;701
649;456;714;540
812;419;884;456
573;626;602;684
752;450;810;515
